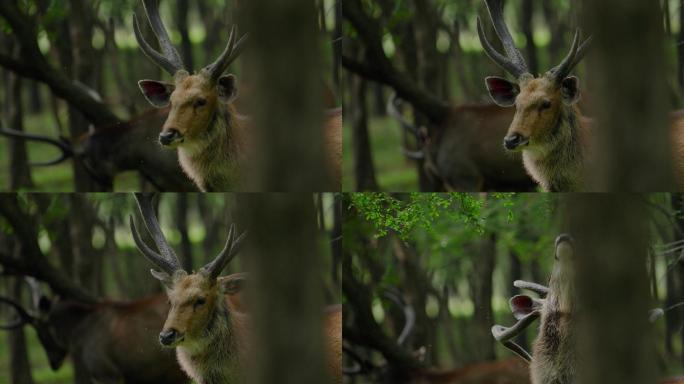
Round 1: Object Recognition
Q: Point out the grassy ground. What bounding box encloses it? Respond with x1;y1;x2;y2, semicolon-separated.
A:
0;329;74;384
343;116;419;191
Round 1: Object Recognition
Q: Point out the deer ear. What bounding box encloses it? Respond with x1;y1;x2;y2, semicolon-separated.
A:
485;76;519;107
509;294;542;320
138;80;174;108
560;76;580;105
150;269;174;289
217;74;239;103
218;272;247;294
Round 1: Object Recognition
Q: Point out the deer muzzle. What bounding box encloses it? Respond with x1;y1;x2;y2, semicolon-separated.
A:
159;328;184;347
159;129;183;147
503;133;529;151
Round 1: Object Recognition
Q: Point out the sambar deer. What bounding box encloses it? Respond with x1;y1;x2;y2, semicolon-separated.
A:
478;0;684;192
129;193;342;384
133;0;342;191
0;285;187;384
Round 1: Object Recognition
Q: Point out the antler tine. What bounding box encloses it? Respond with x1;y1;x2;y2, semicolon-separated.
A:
0;296;35;330
131;193;182;274
201;224;247;279
570;35;593;73
548;29;588;82
491;310;540;342
133;0;185;76
205;26;249;83
480;0;529;78
0;128;74;166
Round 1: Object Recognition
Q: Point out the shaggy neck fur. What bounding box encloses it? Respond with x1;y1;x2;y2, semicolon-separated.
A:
177;104;245;192
530;263;576;384
522;105;585;192
176;295;245;384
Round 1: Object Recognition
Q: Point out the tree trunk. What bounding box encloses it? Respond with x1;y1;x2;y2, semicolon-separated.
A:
468;232;496;361
521;0;539;75
175;0;194;72
241;194;329;384
678;0;684;89
243;0;328;190
5;50;34;190
584;0;672;190
7;276;35;384
566;194;657;384
351;72;379;191
176;193;193;271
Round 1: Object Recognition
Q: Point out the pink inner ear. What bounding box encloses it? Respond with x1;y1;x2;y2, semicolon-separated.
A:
140;81;167;97
486;78;514;93
510;295;534;313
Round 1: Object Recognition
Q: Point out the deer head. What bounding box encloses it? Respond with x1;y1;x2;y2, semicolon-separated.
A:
133;0;247;148
129;193;246;347
477;0;591;151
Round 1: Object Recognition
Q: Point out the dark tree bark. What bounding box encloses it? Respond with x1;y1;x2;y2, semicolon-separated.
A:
468;232;496;361
28;81;42;114
521;0;539;75
584;0;672;190
69;194;100;295
243;0;329;190
175;0;194;72
351;70;379;191
678;0;684;89
4;43;33;190
6;274;35;384
176;193;193;271
566;194;657;384
241;194;329;384
332;0;342;88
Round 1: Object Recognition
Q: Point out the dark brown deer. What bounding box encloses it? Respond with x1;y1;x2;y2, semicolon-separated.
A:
129;193;342;383
133;0;342;191
388;94;533;191
343;0;532;191
0;283;188;384
344;289;530;384
0;108;197;191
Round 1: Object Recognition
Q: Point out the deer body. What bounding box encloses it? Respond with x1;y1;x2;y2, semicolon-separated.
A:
10;294;187;384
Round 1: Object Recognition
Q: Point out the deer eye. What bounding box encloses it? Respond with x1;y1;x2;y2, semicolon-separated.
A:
194;98;207;108
540;100;552;110
194;297;206;307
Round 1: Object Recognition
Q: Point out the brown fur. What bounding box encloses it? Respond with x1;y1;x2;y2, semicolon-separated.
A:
408;357;530;384
160;272;342;383
159;72;341;191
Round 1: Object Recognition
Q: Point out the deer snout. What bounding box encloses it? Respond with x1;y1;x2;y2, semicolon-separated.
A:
159;129;183;146
503;133;529;151
159;328;183;346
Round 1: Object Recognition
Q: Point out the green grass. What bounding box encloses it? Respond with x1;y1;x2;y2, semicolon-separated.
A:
343;116;419;191
0;328;74;384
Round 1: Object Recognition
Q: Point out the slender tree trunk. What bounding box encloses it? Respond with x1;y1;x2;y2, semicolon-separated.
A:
176;193;193;271
5;53;34;190
176;0;194;72
521;0;539;75
565;194;657;384
351;72;379;191
678;0;684;89
468;232;496;361
7;276;35;384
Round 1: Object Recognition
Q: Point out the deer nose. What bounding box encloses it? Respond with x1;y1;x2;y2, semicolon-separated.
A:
159;329;179;346
159;129;181;146
503;133;526;150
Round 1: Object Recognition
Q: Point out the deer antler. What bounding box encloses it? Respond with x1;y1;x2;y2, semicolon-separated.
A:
0;296;35;330
514;280;550;297
547;32;593;83
491;310;539;362
0;128;74;166
133;0;186;76
477;0;529;78
202;25;249;84
199;224;247;279
130;193;183;275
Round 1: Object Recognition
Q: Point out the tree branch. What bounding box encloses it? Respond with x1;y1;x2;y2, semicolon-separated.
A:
0;3;121;127
342;0;450;124
0;195;98;303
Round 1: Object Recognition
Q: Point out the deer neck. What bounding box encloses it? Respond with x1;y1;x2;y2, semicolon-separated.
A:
522;105;585;192
177;104;245;191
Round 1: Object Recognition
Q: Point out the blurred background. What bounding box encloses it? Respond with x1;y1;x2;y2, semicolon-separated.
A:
342;193;684;383
0;193;341;383
342;0;683;191
0;0;341;191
